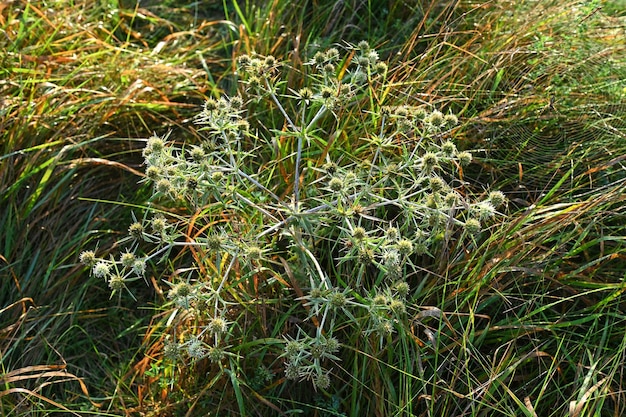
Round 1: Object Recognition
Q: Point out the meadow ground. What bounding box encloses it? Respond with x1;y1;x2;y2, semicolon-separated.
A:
1;1;625;416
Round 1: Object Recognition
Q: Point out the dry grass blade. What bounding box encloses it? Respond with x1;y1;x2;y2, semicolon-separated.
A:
0;363;101;409
68;157;146;177
0;387;83;416
569;377;609;417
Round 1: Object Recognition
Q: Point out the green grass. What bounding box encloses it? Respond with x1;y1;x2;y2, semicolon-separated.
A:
1;0;625;416
0;0;225;414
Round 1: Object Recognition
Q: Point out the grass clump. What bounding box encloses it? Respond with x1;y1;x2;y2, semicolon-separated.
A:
0;0;230;414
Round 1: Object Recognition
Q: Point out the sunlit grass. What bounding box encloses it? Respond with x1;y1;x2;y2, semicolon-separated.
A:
0;0;227;414
1;0;625;416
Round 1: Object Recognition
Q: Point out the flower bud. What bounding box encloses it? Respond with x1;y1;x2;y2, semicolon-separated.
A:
464;218;481;234
352;227;367;241
488;190;507;208
457;151;472;167
80;250;97;267
108;274;125;291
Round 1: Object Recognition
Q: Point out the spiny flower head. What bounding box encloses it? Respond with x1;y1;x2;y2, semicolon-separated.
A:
297;87;313;103
457;151;473;167
328;290;347;308
309;287;325;299
203;97;219;112
339;83;353;98
132;259;146;276
163;339;182;361
310;342;325;359
254;366;274;384
207;346;226;363
374;61;388;74
444;191;460;207
488;190;507;208
344;171;358;185
475;201;496;221
128;222;144;240
237;54;252;69
168;282;192;299
425;193;439;209
444;113;459;126
386;264;402;280
325;48;340;62
367;50;379;65
428;211;446;228
422;152;439;171
143;135;165;158
206;234;224;251
207;317;229;336
395;106;410;118
376;319;395;336
211;171;224;182
323;161;338;174
385;226;400;242
186;338;205;359
464;218;481;234
120;251;136;268
382;249;401;268
262;55;276;66
189;146;205;163
314;372;331;390
320;86;335;100
396;239;413;256
429;176;445;193
245;245;264;261
358;248;374;264
312;51;326;66
414;228;427;242
284;361;300;380
412;106;428;120
394;281;410;297
427;110;445;128
156;178;172;195
284;340;304;358
323;63;336;74
246;75;262;90
93;261;111;279
79;250;97;267
235;119;249;132
108;274;125;292
415;241;428;256
357;55;370;67
146;165;162;181
321;336;340;353
372;293;388;306
186;177;198;191
389;299;406;315
352;226;367;241
442;140;457;157
151;216;167;234
229;95;244;110
351;70;367;85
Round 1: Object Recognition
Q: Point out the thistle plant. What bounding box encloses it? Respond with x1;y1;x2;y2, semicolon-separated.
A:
80;42;505;405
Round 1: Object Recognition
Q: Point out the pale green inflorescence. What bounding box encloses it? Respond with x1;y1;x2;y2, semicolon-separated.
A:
80;41;506;392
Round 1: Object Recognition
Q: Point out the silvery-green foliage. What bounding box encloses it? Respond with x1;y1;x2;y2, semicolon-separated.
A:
81;42;505;390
